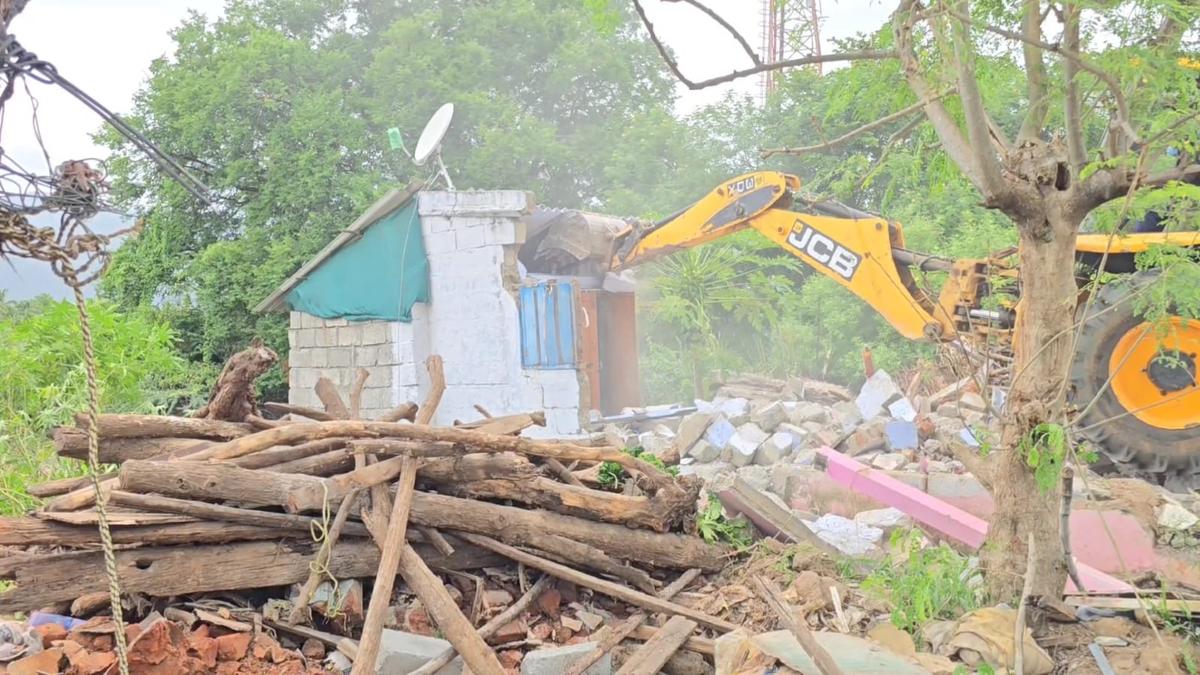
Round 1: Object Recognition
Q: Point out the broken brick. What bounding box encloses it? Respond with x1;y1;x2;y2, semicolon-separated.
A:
489;618;528;644
188;634;218;669
33;622;68;648
403;605;435;637
301;638;325;660
69;647;117;675
529;622;552;641
8;648;64;675
536;587;562;618
498;649;524;670
215;632;252;661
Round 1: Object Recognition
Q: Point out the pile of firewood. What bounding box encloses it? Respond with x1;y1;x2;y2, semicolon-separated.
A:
0;346;735;675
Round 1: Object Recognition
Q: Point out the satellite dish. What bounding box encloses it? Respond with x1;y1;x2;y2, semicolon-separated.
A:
413;103;455;189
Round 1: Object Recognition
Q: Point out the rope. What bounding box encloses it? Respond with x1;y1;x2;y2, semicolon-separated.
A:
63;263;130;675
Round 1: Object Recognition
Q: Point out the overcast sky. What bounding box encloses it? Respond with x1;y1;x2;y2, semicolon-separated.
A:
0;0;892;300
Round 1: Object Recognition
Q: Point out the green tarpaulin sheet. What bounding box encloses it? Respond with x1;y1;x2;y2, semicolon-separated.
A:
286;201;429;322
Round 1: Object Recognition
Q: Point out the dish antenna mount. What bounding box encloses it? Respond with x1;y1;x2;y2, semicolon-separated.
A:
413;103;455;190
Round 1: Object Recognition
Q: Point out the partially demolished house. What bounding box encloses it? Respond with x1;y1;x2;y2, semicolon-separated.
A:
255;184;640;436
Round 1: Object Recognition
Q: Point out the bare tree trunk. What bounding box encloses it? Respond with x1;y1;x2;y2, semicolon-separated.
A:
983;210;1075;600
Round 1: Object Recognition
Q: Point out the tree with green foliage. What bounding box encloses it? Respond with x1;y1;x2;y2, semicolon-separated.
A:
0;295;202;513
100;0;718;397
629;0;1199;601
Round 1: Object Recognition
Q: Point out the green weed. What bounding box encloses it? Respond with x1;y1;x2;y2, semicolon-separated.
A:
862;529;985;639
696;494;753;550
597;445;679;490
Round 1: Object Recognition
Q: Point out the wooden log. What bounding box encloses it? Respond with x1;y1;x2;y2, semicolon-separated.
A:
417;453;538;484
456;534;736;632
564;569;700;675
54;429;213;463
117;460;725;570
627;625;714;656
108;491;370;538
395;545;504;675
0;517;301;548
27;471;117;498
411;492;727;571
377;402;418;423
232;438;346;470
289;454;419;511
315;377;351;420
267;447;356;476
0;540;383;613
37;509;197;527
348;367;370;419
419;528;455;557
44;477;115;512
443;475;696;532
530;534;656;594
415;356;445;426
458;412;545;436
287;488;364;624
354;457;419;675
198;421;673;490
411;575;552;675
349;439;460;458
752;576;845;675
118;459;324;513
192;339;277;422
260;402;335;422
74;413;252;440
543;458;586;487
615;615;698;675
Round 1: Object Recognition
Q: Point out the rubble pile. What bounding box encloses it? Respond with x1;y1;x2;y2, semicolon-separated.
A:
604;369;997;557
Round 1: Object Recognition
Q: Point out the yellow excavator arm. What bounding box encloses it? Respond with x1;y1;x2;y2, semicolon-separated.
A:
610;171;961;341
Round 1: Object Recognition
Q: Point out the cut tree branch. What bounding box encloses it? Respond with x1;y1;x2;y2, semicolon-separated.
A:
1016;0;1050;144
1063;3;1086;168
633;0;893;90
947;0;1007;196
941;4;1138;148
893;0;988;194
761;90;952;158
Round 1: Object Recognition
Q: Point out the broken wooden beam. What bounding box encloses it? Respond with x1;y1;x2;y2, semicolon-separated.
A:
0;517;300;548
260;402;335;422
73;413;253;440
54;429;213;463
108;490;370;537
455;533;737;632
615;615;698;675
753;576;845;675
315;376;351;420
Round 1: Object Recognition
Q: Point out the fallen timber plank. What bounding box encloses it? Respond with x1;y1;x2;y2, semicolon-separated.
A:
117;460;725;570
615;615;698;675
231;438;346;470
455;533;737;633
74;413;253;440
27;471;117;498
196;420;673;490
0;517;299;548
109;491;371;538
0;539;499;613
54;429;213;463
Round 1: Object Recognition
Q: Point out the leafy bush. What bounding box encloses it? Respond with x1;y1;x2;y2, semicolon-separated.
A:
862;529;985;639
0;295;205;513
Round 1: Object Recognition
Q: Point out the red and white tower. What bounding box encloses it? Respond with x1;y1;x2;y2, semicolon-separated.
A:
761;0;824;99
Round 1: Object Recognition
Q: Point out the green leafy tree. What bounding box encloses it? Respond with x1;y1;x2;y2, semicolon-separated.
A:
100;0;701;395
0;296;203;513
629;0;1199;600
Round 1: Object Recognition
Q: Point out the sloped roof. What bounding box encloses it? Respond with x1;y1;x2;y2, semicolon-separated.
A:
254;181;423;314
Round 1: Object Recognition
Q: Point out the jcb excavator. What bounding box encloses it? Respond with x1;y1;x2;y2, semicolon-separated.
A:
608;170;1200;491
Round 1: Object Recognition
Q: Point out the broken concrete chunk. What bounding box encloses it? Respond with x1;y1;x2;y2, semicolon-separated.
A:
735;465;772;493
830;400;864;433
521;642;611;675
755;432;798;466
727;423;768;467
886;397;917;422
378;629;463;674
703;415;736;450
788;401;829;425
884;420;919;451
843;419;887;456
751;630;929;675
749;401;788;432
854;508;912;530
1158;501;1199;531
855;369;902;419
672;412;712;455
803;514;882;556
717;397;751;425
871;452;908;471
686;439;720;463
958;391;987;413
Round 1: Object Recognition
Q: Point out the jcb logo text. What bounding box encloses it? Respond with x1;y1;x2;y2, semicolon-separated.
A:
786;223;861;280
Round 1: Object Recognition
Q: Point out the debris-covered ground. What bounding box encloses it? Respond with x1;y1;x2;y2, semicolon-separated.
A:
0;347;1197;674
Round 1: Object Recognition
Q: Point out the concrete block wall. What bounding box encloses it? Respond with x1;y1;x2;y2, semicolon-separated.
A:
287;312;419;419
285;189;583;436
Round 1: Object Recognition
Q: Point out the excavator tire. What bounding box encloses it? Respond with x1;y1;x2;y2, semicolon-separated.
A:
1068;271;1200;492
